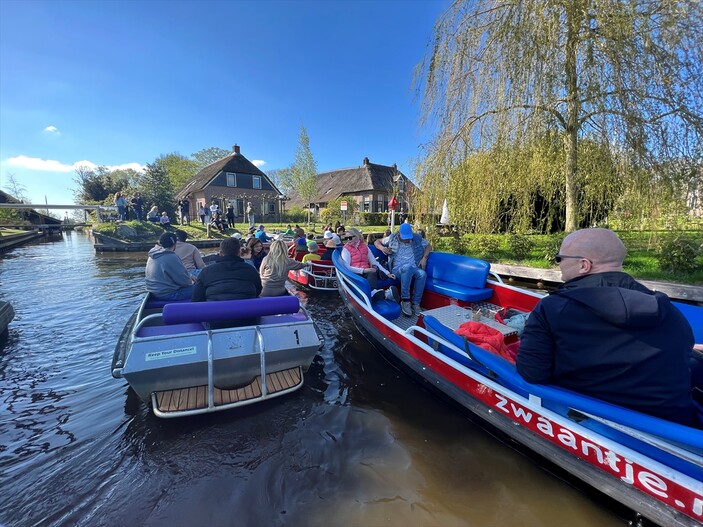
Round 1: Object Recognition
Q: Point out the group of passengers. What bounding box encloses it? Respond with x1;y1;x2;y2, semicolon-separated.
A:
144;221;702;428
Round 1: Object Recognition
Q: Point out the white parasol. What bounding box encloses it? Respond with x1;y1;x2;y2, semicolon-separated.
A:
440;199;450;224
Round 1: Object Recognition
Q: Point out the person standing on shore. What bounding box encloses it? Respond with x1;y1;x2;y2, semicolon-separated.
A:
246;202;255;229
130;193;144;221
226;203;235;229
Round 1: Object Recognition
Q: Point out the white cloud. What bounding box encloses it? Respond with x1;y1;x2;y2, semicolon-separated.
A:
43;125;60;134
251;159;266;167
5;155;144;173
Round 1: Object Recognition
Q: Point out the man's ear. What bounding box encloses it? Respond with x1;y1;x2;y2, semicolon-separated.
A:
579;258;592;275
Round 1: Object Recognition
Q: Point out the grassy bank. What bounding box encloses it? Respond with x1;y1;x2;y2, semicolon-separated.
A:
92;221;703;285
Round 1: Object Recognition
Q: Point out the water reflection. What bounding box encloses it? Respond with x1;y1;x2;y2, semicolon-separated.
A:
0;232;627;527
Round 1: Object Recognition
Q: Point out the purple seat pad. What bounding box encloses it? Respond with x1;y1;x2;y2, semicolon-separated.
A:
137;322;205;337
163;296;301;325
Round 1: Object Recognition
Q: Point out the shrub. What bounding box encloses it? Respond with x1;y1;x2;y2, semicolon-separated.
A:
543;233;565;263
282;208;308;223
657;237;700;273
469;235;500;259
508;233;534;260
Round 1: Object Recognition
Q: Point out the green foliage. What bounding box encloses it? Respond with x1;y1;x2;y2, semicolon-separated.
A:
543;233;566;262
155;153;198;193
319;196;358;224
73;165;121;202
138;162;176;219
191;147;230;171
469;235;500;260
283;207;308;223
291;125;318;222
415;1;703;233
657;237;701;274
508;233;534;260
356;212;383;226
0;208;28;225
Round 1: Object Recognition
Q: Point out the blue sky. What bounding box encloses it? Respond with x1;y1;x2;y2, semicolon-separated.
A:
0;0;448;207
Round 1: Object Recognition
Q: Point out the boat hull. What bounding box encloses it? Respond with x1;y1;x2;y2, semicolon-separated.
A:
336;267;703;527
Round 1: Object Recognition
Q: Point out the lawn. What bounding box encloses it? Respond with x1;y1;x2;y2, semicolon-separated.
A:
91;221;703;285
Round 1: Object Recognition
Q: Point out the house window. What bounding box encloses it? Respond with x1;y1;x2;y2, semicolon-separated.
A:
363;195;371;212
267;201;275;214
226;172;236;187
236;199;244;215
253;176;261;189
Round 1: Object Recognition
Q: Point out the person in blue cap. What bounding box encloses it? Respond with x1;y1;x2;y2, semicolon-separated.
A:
255;224;272;243
374;223;431;316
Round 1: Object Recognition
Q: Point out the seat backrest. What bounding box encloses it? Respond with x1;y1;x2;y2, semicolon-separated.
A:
368;243;388;267
163;296;300;325
332;251;372;299
426;252;490;289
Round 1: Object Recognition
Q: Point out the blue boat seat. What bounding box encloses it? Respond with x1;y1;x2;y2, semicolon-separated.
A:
425;252;493;302
137;322;205;337
332;252;401;320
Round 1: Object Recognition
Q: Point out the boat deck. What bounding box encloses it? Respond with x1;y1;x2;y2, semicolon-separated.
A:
153;366;303;415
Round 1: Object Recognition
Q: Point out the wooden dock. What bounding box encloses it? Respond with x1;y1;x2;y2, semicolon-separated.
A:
491;263;703;304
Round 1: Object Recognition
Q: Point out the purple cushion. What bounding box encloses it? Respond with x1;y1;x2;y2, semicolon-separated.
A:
137;322;205;337
163;296;300;325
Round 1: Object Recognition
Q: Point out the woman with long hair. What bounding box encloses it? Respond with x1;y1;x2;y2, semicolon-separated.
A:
259;239;306;296
246;237;267;271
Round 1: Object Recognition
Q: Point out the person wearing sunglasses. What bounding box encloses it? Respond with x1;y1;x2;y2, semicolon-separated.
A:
516;228;696;426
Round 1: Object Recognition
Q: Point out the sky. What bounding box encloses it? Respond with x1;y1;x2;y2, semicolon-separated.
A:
0;0;449;208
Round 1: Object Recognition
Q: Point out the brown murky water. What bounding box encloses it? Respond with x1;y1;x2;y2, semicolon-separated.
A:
0;232;629;526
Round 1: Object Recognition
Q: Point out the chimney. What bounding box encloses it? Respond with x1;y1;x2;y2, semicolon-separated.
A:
233;144;241;155
363;157;369;166
392;163;397;170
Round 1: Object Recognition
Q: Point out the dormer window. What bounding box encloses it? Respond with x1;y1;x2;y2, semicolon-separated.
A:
226;172;236;187
253;176;261;189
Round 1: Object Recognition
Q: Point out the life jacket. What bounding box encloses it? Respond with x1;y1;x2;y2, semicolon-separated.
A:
345;241;370;269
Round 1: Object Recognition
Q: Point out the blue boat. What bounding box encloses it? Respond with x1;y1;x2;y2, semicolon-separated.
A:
332;250;703;527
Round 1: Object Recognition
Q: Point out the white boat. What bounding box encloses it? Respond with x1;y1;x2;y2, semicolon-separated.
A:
112;294;322;418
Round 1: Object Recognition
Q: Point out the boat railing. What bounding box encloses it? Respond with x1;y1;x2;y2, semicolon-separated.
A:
256;326;268;397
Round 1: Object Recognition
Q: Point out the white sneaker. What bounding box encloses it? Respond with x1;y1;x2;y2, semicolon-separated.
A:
386;286;399;302
371;289;385;301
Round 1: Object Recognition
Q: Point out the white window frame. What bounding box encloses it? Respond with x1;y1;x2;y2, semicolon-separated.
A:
253;176;261;189
226;172;236;187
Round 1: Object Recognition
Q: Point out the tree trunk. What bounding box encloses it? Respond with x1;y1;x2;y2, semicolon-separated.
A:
563;6;581;233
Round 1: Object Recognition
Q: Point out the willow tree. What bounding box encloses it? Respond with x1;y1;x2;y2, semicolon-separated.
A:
415;0;703;232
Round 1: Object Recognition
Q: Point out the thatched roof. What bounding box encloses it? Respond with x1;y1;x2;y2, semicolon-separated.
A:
286;158;413;207
176;146;270;199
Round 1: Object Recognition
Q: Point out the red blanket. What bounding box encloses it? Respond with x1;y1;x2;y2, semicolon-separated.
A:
455;321;517;363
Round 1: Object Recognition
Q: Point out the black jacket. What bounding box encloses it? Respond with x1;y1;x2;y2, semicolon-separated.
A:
517;272;694;425
192;254;262;302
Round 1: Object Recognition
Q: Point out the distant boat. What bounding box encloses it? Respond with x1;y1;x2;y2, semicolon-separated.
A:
0;301;15;338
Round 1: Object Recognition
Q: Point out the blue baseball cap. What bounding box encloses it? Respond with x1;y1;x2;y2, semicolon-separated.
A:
399;223;413;240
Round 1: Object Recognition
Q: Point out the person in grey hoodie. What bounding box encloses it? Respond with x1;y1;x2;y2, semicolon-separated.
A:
145;232;194;300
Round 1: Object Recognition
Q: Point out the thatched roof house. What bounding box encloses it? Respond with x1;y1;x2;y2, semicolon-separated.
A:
176;145;284;219
286;157;415;213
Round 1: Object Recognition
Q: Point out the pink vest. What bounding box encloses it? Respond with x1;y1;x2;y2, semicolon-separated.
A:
345;242;369;269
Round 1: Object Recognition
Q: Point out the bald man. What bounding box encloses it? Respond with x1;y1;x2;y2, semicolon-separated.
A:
516;228;695;426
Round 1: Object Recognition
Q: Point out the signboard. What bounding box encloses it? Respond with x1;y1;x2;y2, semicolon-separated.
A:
340;201;348;211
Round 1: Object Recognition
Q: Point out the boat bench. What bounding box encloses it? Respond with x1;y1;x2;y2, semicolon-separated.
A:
136;296;303;337
333;253;401;321
425;252;493;302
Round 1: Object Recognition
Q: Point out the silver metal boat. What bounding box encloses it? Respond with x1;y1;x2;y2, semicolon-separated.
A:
112;294;322;418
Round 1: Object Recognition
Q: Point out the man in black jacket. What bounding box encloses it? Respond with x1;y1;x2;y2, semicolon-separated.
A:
516;228;695;426
192;238;262;302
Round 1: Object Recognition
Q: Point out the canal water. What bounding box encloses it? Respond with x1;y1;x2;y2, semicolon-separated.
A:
0;232;627;527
